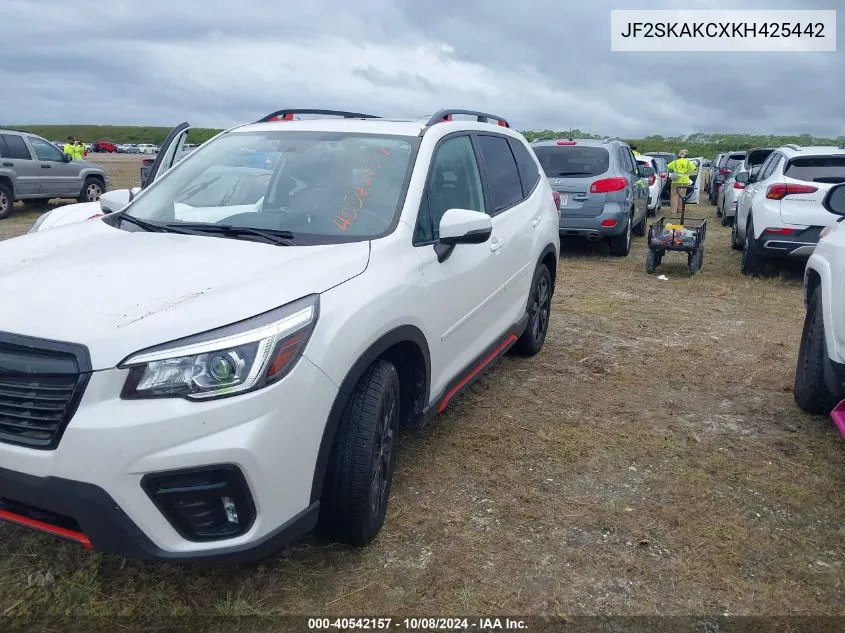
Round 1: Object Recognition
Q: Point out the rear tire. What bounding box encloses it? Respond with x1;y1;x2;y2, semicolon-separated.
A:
730;220;742;250
741;218;765;277
0;183;12;220
633;209;645;237
794;287;838;414
512;264;552;357
688;247;704;275
720;205;732;227
608;216;632;257
321;360;400;546
645;249;660;274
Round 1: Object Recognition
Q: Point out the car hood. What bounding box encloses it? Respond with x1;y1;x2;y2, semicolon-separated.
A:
36;202;103;231
0;220;370;369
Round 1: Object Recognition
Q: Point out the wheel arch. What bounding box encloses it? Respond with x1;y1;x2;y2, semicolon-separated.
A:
538;242;558;290
309;325;431;503
0;175;14;198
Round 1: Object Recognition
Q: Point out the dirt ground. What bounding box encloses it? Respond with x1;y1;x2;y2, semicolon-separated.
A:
0;154;843;619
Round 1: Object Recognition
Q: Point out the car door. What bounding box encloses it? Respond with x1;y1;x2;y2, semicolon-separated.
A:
738;152;780;240
622;146;647;224
412;134;507;399
474;133;537;333
142;122;190;187
27;136;78;197
0;133;40;196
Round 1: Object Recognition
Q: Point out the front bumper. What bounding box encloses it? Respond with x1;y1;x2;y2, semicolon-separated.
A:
559;203;628;239
0;355;337;562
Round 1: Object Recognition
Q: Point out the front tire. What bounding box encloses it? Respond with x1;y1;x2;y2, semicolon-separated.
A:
720;204;732;227
321;360;400;546
608;216;632;257
730;220;742;250
512;264;552;357
633;209;646;237
78;177;103;203
794;287;837;414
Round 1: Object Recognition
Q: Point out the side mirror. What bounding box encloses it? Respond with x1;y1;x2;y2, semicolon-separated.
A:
735;171;749;183
99;189;132;214
63;153;72;162
439;209;493;246
823;183;845;216
128;186;142;201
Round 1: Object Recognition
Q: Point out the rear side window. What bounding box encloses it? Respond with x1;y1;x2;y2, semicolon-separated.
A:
725;154;745;170
533;146;610;178
0;134;32;160
475;135;523;213
784;156;845;184
507;138;540;197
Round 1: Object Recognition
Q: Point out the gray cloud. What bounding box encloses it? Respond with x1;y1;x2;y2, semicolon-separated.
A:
1;0;841;136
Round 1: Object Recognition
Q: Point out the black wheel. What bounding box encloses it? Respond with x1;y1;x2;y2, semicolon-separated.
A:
730;220;742;250
320;359;400;546
0;182;12;220
740;218;765;276
78;177;103;203
794;287;838;414
646;249;660;274
720;206;732;227
633;209;646;237
608;216;632;257
512;264;553;357
688;247;704;274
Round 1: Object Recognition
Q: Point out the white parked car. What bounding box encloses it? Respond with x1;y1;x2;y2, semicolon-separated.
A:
0;108;560;562
734;144;845;275
635;155;661;216
137;143;157;154
719;148;775;228
794;183;845;415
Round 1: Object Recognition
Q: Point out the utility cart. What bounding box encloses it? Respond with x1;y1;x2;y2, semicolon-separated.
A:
646;185;707;275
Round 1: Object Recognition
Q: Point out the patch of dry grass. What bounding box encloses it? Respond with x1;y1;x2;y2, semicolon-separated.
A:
0;165;843;618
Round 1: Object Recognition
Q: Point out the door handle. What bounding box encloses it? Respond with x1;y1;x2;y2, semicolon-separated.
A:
490;237;505;252
41;164;51;169
532;217;541;228
2;162;12;167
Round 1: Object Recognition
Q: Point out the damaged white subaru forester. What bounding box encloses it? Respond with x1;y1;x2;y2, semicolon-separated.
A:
0;109;559;562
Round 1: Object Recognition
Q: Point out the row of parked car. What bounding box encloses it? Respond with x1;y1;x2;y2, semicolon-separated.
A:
702;144;845;422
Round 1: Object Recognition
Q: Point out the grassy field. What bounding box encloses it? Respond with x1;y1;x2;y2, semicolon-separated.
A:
0;154;843;620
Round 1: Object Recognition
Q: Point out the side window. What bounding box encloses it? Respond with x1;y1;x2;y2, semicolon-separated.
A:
475;134;523;213
507;138;540;197
30;137;64;162
759;153;780;180
0;134;33;160
416;135;485;243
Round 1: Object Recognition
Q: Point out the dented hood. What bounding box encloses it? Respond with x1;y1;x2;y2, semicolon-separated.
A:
0;219;369;369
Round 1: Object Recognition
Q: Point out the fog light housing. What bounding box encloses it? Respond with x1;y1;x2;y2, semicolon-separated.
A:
141;465;255;542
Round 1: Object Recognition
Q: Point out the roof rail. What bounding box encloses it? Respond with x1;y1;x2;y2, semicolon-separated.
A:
256;109;380;123
782;143;801;151
601;136;623;144
425;109;510;128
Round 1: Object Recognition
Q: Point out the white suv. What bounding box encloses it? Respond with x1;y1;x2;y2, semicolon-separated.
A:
734;144;845;275
0;108;560;562
794;183;845;415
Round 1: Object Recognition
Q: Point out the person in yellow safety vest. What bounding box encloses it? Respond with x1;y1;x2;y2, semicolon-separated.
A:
75;140;87;159
666;149;698;214
63;136;77;160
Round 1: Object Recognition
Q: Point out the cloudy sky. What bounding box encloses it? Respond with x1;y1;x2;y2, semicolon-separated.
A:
1;0;841;136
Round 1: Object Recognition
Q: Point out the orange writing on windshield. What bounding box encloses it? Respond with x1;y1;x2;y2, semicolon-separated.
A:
333;151;389;232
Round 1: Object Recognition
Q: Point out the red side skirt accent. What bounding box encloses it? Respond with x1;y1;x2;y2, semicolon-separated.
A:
438;335;518;413
0;509;93;549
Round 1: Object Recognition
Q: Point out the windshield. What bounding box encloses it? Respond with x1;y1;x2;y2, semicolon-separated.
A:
123;131;418;243
533;146;609;177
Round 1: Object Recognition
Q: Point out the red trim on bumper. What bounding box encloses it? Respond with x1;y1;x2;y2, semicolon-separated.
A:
0;509;93;549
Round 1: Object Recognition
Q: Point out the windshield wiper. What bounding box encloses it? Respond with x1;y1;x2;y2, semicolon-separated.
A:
118;213;168;232
163;222;296;246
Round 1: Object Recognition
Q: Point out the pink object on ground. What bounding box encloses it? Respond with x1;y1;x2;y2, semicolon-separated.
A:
831;400;845;439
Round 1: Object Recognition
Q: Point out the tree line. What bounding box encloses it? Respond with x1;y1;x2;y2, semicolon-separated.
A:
7;124;844;158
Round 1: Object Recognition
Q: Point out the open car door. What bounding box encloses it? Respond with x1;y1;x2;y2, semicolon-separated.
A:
140;122;190;188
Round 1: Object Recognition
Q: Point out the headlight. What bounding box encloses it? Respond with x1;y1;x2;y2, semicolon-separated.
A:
28;213;50;233
119;295;319;400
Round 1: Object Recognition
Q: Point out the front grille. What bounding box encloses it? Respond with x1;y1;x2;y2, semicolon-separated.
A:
0;334;91;450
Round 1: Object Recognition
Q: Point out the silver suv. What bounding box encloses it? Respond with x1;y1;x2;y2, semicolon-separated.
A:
531;137;649;256
0;129;109;219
